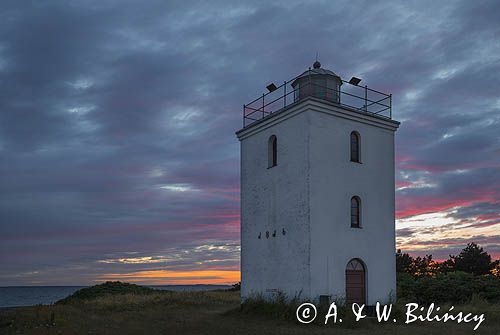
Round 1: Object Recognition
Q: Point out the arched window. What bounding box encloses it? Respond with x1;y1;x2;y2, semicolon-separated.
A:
346;258;365;271
351;196;361;228
268;135;277;168
350;131;360;162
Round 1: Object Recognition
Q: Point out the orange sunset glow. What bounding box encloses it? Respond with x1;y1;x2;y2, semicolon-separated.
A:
96;270;241;285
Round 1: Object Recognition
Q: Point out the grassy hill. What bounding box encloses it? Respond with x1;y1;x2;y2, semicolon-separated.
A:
0;282;499;334
56;281;157;305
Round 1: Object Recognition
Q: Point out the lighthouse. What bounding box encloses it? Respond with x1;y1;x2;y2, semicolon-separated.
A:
236;61;400;305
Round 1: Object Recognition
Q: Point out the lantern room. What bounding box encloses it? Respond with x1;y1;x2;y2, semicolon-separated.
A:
291;61;342;103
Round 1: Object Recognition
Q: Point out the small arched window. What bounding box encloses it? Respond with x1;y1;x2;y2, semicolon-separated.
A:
350;131;360;162
351;196;361;228
268;135;277;168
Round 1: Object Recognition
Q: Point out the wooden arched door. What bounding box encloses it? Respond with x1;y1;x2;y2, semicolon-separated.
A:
345;259;366;305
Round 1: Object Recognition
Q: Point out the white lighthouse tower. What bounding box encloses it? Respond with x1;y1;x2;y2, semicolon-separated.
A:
236;61;400;305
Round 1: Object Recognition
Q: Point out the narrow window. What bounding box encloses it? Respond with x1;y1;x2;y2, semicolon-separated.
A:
315;78;327;99
350;131;360;162
268;135;277;168
351;196;361;228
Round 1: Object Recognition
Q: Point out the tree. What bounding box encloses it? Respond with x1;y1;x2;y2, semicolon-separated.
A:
450;242;492;275
437;258;455;274
396;250;438;277
396;249;413;274
396;243;498;277
490;260;500;278
412;254;438;277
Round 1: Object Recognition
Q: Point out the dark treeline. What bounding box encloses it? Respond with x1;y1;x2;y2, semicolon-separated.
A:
396;242;499;277
396;243;500;304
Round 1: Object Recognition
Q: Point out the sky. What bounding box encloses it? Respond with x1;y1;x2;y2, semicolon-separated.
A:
0;0;499;286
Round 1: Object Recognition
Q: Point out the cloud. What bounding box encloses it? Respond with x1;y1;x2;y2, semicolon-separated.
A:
0;0;499;285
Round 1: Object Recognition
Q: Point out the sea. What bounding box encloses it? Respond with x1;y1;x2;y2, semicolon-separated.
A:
0;285;231;308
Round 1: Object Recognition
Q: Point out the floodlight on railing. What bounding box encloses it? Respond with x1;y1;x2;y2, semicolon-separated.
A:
348;77;362;86
266;83;278;92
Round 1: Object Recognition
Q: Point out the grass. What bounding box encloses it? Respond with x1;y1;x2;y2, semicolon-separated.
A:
1;283;499;334
56;281;157;305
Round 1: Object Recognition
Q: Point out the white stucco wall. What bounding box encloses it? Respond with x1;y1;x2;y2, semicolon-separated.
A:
238;106;311;300
237;97;399;304
307;100;398;304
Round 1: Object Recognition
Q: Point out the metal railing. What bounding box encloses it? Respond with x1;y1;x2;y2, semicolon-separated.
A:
243;68;392;127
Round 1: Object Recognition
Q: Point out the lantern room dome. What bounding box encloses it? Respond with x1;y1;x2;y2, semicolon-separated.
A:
292;66;341;84
291;62;342;103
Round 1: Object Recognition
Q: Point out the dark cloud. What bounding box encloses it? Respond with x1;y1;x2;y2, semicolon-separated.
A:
0;0;499;285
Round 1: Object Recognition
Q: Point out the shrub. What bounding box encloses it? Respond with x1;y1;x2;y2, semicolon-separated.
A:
397;272;500;304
